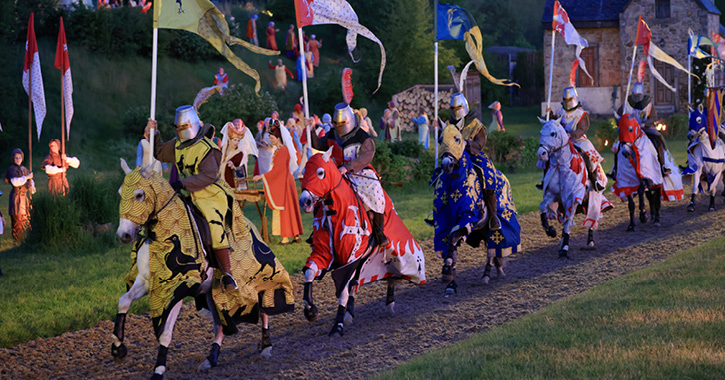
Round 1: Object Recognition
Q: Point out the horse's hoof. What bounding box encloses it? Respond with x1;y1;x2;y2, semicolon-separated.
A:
545;227;557;238
198;359;212;372
496;268;506;278
441;259;455;282
385;301;395;316
639;211;649;223
259;345;273;358
303;303;318;322
708;206;716;212
328;322;344;337
444;281;458;297
687;202;695;212
482;276;490;285
150;374;163;380
344;311;354;326
558;249;569;259
653;220;661;227
111;342;127;359
626;224;636;232
581;241;596;251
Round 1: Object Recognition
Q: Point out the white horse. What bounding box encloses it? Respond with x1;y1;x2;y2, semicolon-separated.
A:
684;105;725;211
537;117;612;258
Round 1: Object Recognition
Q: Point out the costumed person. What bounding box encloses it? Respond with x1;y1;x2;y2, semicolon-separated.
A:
542;87;606;192
311;102;389;246
268;59;294;93
292;104;304;122
214;67;228;95
219;119;258;190
387;101;402;142
254;116;299;176
381;109;391;141
488;101;505;133
246;14;258;46
305;50;314;78
285;24;297;60
146;106;239;292
359;108;377;138
4;149;35;244
296;52;311;82
41;139;80;196
320;113;332;133
136;128;168;173
252;120;303;244
615;61;669;177
409;106;430;148
308;35;322;67
265;21;278;51
446;93;501;231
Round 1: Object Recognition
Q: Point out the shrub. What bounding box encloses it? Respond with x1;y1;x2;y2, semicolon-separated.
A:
485;132;539;170
666;114;688;139
594;118;618;151
200;85;278;133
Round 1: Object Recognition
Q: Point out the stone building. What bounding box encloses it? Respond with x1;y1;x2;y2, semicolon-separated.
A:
541;0;721;116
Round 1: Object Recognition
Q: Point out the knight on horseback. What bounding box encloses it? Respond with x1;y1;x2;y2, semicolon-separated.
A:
146;106;238;293
446;92;501;231
310;102;389;247
542;87;606;192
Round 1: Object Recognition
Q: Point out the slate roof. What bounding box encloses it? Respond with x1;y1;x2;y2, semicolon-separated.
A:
542;0;720;28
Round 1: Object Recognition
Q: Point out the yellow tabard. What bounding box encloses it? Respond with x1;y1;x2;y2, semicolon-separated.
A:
459;118;484;141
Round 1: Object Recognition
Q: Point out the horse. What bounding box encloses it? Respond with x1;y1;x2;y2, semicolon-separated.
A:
114;159;295;380
682;105;725;212
432;124;522;295
298;147;426;336
612;114;683;231
537;117;612;258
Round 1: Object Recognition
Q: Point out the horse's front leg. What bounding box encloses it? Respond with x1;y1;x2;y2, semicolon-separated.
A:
638;185;649;223
559;218;572;260
198;323;224;372
329;283;351;337
302;265;319;322
259;312;272;357
112;274;149;359
385;279;399;315
540;193;557;238
627;195;636;232
151;300;184;380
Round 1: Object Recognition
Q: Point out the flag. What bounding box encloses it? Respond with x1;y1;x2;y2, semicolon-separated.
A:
294;0;386;93
436;3;471;41
635;16;694;92
552;0;592;81
464;26;519;88
22;13;46;140
688;29;715;59
154;0;278;94
710;32;725;59
707;89;720;149
55;17;74;140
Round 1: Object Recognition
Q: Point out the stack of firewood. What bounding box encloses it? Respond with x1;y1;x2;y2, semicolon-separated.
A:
391;86;455;132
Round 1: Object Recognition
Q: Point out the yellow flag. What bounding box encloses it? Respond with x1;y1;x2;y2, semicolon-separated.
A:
154;0;279;94
464;26;519;88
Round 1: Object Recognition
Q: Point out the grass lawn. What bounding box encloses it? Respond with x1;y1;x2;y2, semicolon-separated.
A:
374;236;725;380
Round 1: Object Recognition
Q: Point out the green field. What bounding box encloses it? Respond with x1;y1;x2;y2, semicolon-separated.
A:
375;235;725;380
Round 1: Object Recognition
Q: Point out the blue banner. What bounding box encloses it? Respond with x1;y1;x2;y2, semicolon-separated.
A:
436;3;472;41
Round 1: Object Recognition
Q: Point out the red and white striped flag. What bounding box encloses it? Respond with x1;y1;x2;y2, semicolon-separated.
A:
552;0;592;82
294;0;386;92
22;13;46;140
55;17;74;140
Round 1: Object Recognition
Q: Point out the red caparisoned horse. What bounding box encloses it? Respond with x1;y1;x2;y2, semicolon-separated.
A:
298;148;426;336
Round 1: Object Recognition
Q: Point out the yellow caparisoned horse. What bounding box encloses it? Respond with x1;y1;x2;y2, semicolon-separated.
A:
113;159;294;380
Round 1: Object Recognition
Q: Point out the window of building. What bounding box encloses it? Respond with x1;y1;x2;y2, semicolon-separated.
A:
656;0;671;19
576;46;598;88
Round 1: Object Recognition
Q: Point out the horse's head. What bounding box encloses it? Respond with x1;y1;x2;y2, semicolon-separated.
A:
116;158;174;244
617;113;644;144
689;104;706;133
440;124;466;174
537;116;567;162
299;147;340;213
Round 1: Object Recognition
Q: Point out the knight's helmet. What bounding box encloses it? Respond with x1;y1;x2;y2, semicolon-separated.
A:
631;82;645;103
333;102;357;136
450;93;469;120
174;105;202;142
562;86;579;110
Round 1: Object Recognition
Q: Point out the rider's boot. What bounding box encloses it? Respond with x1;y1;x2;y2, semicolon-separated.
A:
581;153;605;192
481;189;501;230
536;172;544;190
608;154;618;179
369;211;390;247
214;248;238;292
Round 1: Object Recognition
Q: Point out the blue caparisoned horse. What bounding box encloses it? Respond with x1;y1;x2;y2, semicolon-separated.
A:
537;117;612;258
682;104;725;211
431;125;521;295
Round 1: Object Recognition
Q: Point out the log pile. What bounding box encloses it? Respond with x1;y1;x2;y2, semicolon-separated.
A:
391;85;456;132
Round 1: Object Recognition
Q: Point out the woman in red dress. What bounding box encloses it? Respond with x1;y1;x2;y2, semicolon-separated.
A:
266;21;279;51
253;121;303;244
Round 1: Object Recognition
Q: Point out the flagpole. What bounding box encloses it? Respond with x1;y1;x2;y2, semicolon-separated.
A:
434;0;439;168
625;44;637;103
148;26;158;166
298;27;311;147
28;64;33;172
688;54;691;107
546;29;555;121
61;71;66;156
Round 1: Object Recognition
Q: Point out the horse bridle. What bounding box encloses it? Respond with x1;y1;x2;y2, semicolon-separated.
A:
137;190;180;242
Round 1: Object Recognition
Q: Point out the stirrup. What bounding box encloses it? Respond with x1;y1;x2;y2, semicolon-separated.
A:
661;165;671;176
535;180;544;190
424;212;435;227
593;181;605;192
222;273;238;291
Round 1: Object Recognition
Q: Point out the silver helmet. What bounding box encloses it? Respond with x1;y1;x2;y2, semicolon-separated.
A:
631;82;645;102
333;102;356;136
174;105;202;142
562;87;579;110
450;93;469;120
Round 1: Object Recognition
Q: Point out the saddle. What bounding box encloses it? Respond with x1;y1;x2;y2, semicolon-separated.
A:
179;195;217;267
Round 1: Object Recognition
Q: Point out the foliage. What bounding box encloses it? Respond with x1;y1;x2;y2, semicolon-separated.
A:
485;132;539;170
593;118;619;151
666;114;688;139
200;85;279;133
372;140;435;183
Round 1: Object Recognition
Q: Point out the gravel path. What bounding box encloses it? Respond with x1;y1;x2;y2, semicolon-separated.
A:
1;192;723;380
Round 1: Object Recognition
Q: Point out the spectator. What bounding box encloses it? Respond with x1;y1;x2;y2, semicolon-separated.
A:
219;119;258;190
358;108;377;138
285;24;297;60
292;104;304;122
268;59;294;93
308;35;322;67
320;113;332;134
136;128;168;173
488;101;505;133
266;21;279;51
4;149;34;244
381;109;391;141
387;101;402;142
41;139;79;197
214;67;228;95
246;14;259;46
409;106;429;148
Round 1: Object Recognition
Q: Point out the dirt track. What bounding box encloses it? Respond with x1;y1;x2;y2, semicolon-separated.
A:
1;191;724;380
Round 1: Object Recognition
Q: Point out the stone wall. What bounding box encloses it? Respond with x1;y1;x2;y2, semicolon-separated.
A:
620;0;719;113
543;27;621;115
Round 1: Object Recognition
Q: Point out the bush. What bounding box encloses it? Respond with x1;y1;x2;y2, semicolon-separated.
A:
594;118;618;151
666;114;688;139
485;132;538;170
372;140;434;184
200;85;279;133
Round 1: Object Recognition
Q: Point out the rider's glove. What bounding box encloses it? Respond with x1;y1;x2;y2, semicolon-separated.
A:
170;181;184;192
